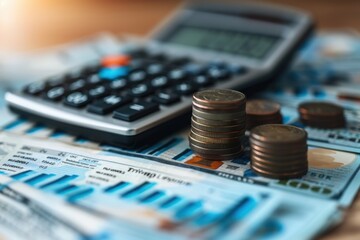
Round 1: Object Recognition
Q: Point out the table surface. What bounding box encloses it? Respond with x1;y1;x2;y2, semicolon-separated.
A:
1;0;360;239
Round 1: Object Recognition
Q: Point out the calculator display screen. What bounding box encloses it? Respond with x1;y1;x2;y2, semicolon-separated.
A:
165;26;279;59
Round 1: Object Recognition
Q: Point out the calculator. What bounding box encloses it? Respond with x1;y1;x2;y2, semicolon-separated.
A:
6;2;314;148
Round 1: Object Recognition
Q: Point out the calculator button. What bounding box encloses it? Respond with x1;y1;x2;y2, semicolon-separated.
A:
146;63;165;76
102;55;130;67
129;70;147;83
65;69;83;82
228;65;248;75
68;79;87;92
86;74;103;85
44;86;66;101
88;95;131;115
175;82;197;96
150;76;169;89
184;63;205;75
130;84;153;98
88;85;108;99
46;76;64;88
108;78;127;91
152;92;180;105
147;52;167;61
24;82;46;95
64;92;90;108
168;69;187;82
207;67;230;80
99;67;129;80
193;75;213;87
113;101;159;122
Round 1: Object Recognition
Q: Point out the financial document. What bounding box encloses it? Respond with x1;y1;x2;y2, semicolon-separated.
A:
0;132;339;240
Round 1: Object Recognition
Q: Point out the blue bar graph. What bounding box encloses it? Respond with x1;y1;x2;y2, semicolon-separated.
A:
139;190;165;204
121;182;156;199
11;170;35;180
174;201;203;220
67;188;94;202
159;196;183;210
39;175;78;190
193;212;220;227
24;173;55;186
55;184;80;195
104;181;130;194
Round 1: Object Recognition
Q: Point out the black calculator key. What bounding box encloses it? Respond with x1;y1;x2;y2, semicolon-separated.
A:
147;52;167;61
175;82;197;96
130;84;153;98
207;67;230;80
113;101;159;122
66;69;83;82
193;75;213;87
83;63;101;74
129;70;147;83
64;92;90;108
86;74;102;85
88;85;108;99
150;76;169;89
44;86;66;101
69;79;87;92
88;95;131;115
184;63;205;75
108;78;127;91
228;65;248;75
24;82;46;95
152;92;180;105
168;69;187;82
46;76;64;88
146;63;165;76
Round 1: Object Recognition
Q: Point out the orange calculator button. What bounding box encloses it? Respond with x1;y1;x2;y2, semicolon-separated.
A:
102;55;130;67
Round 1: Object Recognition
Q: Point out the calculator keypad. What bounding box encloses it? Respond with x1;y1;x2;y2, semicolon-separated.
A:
22;49;248;122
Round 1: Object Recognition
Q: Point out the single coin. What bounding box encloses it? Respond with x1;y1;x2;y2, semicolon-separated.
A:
250;155;308;167
250;124;307;144
192;106;246;121
251;161;307;173
191;125;245;138
251;165;307;179
246;100;281;116
192;115;245;126
193;89;246;106
189;134;242;148
192;101;245;111
189;142;242;155
191;118;246;133
251;149;308;160
298;102;344;116
194;148;243;161
251;153;307;164
300;118;346;129
189;130;242;144
250;142;308;155
249;136;307;149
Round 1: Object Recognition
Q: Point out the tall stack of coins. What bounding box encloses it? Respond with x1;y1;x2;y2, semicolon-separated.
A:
298;101;346;129
189;89;246;161
250;124;308;179
246;100;283;130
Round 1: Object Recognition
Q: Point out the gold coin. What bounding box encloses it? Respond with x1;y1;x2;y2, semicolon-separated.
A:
193;89;246;106
192;115;245;126
189;134;242;148
191;125;245;138
250;124;307;144
191;118;246;133
192;106;246;121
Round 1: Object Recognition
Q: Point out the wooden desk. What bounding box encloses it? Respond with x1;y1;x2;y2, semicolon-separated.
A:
0;0;359;238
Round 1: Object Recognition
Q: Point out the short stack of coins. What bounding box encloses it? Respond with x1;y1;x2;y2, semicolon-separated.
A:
250;124;308;179
189;89;246;161
298;101;346;129
246;99;283;130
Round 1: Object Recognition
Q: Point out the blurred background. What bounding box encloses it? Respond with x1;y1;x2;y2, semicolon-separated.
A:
0;0;359;53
